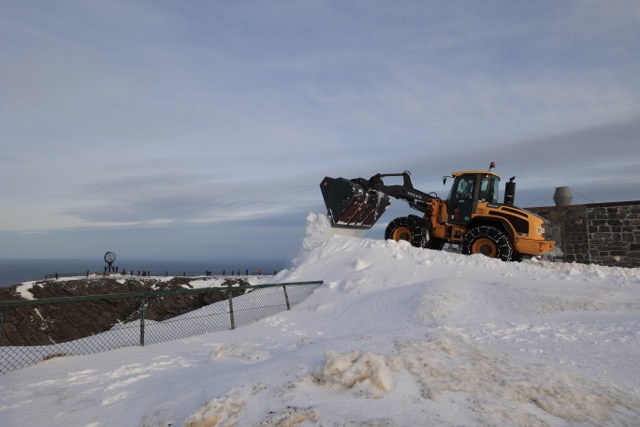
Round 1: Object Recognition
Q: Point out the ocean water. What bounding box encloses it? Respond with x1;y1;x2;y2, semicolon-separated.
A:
0;258;289;288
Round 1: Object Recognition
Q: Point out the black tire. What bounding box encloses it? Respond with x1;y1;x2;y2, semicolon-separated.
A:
385;216;433;249
427;238;445;250
461;226;513;261
511;251;524;262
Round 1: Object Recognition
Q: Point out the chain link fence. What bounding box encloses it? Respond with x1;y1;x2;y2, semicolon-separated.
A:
0;281;322;374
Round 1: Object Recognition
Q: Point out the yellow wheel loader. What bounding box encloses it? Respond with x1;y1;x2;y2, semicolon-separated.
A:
320;163;555;261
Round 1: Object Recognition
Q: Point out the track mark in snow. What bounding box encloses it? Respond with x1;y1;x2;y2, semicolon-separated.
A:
354;258;370;271
411;280;466;324
256;406;319;427
394;327;640;425
105;374;151;391
209;343;271;364
140;408;174;427
340;419;395;427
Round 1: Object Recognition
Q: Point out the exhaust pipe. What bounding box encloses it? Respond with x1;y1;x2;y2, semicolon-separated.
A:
504;177;516;206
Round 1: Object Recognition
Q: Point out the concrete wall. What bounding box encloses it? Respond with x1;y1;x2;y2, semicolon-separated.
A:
528;201;640;268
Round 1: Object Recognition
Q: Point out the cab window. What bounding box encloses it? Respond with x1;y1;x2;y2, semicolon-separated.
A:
479;175;499;203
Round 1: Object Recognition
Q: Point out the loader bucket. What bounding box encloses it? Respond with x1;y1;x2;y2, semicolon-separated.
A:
320;177;390;229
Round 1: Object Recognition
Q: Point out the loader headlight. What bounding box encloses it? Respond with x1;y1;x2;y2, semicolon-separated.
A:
537;227;544;235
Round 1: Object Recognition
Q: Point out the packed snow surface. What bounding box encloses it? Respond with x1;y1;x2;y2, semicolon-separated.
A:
1;212;639;426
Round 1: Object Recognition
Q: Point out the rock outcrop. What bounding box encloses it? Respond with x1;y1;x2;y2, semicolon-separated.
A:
0;276;248;346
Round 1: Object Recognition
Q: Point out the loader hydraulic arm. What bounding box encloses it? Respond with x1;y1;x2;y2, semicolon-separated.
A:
320;171;437;229
352;172;435;215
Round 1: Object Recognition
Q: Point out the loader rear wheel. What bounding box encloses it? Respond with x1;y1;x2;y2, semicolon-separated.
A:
461;226;513;261
385;216;436;249
427;238;445;250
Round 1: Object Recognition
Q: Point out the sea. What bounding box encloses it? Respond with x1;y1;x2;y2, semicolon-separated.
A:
0;258;290;288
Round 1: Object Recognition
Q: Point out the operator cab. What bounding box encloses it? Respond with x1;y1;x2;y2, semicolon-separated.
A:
446;171;500;224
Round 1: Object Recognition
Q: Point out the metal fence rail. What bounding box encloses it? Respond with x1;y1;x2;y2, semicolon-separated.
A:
0;281;323;374
44;271;276;280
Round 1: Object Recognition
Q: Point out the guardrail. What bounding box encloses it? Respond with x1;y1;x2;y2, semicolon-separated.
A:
0;280;323;374
43;271;276;280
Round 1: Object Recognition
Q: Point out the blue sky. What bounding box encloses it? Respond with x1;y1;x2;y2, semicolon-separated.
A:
1;0;639;261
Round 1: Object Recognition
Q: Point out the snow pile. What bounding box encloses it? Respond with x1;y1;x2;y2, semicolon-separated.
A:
1;213;639;426
293;212;368;266
315;349;397;396
184;391;246;427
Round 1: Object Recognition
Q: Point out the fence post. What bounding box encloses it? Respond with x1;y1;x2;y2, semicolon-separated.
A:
282;285;291;310
227;288;235;330
0;310;3;339
139;296;146;346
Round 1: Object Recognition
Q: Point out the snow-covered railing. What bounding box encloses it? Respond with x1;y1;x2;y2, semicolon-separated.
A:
0;281;323;374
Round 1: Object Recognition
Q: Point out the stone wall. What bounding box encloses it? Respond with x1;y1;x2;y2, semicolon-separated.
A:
528;201;640;268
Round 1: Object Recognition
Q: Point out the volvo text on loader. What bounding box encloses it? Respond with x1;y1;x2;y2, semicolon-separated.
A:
320;163;555;261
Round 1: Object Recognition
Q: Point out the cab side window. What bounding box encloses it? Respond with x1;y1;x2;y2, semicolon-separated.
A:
479;176;499;203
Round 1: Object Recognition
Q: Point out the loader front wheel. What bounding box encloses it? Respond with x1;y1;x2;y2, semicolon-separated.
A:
385;216;432;249
461;226;512;261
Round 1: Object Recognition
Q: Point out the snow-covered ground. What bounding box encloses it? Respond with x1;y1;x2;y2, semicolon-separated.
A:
1;213;639;426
